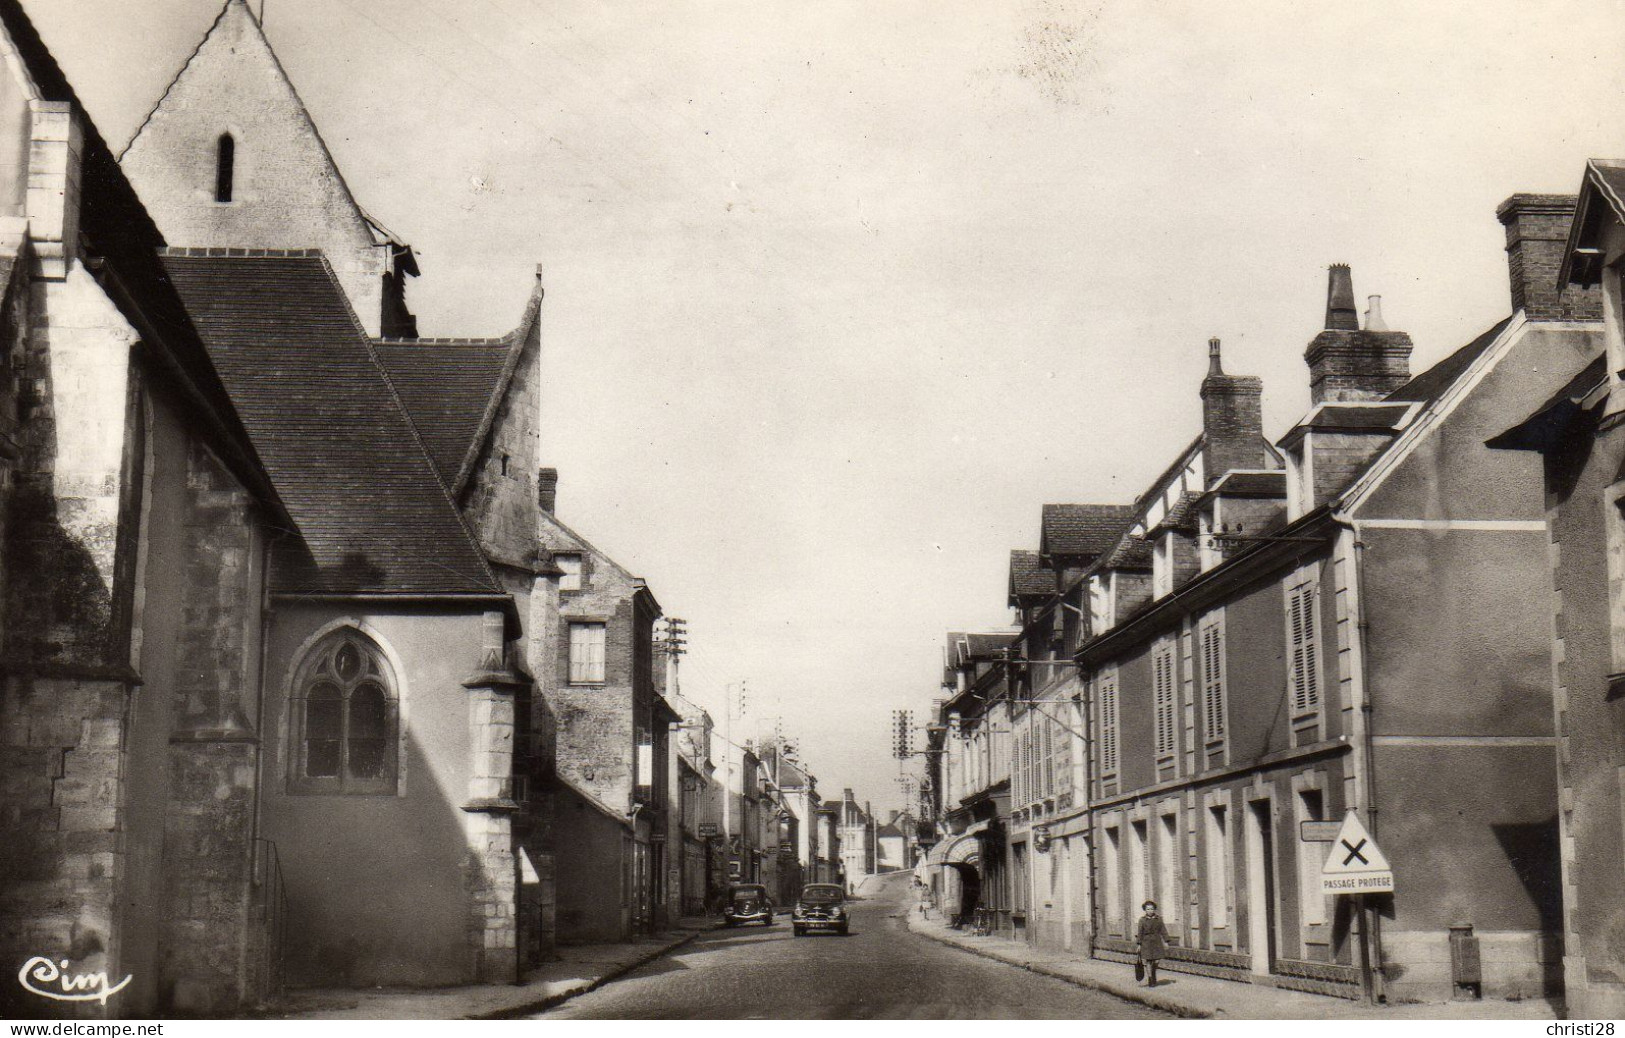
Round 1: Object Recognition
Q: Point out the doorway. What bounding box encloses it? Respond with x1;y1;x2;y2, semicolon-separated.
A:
1245;799;1278;975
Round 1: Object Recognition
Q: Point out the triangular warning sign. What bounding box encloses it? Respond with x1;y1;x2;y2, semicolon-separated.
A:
1322;811;1390;875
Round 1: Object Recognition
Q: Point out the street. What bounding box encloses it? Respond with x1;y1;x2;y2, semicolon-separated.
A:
536;875;1169;1019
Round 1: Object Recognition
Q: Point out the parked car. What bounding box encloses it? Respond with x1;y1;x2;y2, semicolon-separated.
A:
792;883;849;936
723;883;774;927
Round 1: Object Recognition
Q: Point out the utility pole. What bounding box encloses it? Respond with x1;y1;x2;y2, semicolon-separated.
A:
658;616;687;697
722;679;747;859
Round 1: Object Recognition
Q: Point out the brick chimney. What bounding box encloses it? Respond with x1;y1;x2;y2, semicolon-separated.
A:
1200;337;1265;488
1304;265;1413;404
538;467;558;513
1495;194;1601;322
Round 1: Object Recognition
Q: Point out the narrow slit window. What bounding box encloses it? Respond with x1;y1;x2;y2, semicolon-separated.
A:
215;133;235;203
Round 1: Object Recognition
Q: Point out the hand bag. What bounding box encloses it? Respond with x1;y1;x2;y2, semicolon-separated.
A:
1134;960;1145;982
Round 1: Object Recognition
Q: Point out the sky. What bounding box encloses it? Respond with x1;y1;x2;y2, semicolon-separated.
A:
27;0;1625;814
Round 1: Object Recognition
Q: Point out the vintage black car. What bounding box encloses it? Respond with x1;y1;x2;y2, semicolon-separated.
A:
791;883;849;936
723;883;774;927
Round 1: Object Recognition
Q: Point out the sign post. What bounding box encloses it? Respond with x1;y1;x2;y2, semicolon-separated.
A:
1319;812;1393;1004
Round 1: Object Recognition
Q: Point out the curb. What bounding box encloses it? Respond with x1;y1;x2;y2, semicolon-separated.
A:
904;915;1210;1019
473;924;721;1020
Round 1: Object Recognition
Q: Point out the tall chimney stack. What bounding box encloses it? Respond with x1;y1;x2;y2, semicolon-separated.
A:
1495;194;1601;322
538;467;559;514
1305;265;1413;404
1200;337;1265;488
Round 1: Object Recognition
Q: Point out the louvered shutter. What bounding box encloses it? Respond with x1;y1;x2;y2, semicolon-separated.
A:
1153;644;1175;757
1289;582;1319;714
1100;674;1119;776
1202;622;1225;741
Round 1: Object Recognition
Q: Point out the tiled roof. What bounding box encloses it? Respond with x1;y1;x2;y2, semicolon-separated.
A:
1105;534;1153;570
162;252;500;595
373;338;515;485
1149;491;1202;535
1040;504;1136;558
1008;549;1053;599
1386;319;1512;404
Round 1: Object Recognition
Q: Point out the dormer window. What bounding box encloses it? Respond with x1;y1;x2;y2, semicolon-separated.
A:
215;133;235;203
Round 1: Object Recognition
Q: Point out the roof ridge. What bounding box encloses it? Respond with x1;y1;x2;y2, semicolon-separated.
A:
158;246;326;258
374;335;514;346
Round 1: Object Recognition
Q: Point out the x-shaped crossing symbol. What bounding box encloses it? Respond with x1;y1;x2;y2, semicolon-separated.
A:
1341;838;1369;866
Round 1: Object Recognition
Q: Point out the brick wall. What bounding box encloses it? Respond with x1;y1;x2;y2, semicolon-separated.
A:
1497;194;1602;323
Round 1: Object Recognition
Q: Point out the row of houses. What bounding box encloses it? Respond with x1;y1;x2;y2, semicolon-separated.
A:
0;0;841;1018
667;695;844;911
919;175;1625;1015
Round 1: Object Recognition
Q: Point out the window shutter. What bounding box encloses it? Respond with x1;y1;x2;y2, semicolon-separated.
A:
1202;622;1225;741
1289;582;1319;714
1100;672;1119;777
1153;643;1175;758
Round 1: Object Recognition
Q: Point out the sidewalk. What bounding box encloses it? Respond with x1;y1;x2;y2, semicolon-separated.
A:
268;916;721;1020
905;911;1559;1021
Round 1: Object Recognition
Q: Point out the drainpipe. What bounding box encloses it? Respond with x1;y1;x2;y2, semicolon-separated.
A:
1332;510;1384;1003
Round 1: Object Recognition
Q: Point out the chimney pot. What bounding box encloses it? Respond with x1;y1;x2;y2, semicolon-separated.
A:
1305;265;1413;403
1200;338;1265;488
1326;264;1359;330
1364;295;1387;331
538;467;559;514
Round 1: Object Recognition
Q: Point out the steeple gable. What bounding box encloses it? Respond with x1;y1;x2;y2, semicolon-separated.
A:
120;0;416;336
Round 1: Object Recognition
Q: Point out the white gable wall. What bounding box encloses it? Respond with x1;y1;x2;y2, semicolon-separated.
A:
120;0;388;332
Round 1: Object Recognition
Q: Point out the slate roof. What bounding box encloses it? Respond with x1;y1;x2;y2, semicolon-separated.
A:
162;250;500;595
1008;549;1053;599
1204;470;1287;498
373;337;515;486
1040;504;1135;558
1304;403;1413;431
1385;318;1511;404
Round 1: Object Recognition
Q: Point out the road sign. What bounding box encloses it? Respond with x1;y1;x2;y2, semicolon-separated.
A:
698;822;718;838
1300;820;1342;842
1320;811;1394;896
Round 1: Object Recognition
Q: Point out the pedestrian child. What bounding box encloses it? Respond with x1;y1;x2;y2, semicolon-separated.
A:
1135;899;1169;987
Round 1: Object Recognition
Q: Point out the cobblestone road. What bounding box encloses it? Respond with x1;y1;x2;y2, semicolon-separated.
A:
536;876;1169;1019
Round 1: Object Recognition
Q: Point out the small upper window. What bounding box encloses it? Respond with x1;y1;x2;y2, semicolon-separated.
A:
556;553;583;592
215;133;235;203
291;629;398;794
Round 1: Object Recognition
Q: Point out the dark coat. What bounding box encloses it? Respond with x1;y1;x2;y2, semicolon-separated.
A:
1136;913;1169;961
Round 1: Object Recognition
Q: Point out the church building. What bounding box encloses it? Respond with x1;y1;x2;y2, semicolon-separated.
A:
2;0;671;1016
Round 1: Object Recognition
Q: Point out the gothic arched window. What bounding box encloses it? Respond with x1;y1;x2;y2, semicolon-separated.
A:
290;630;398;794
215;133;235;203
